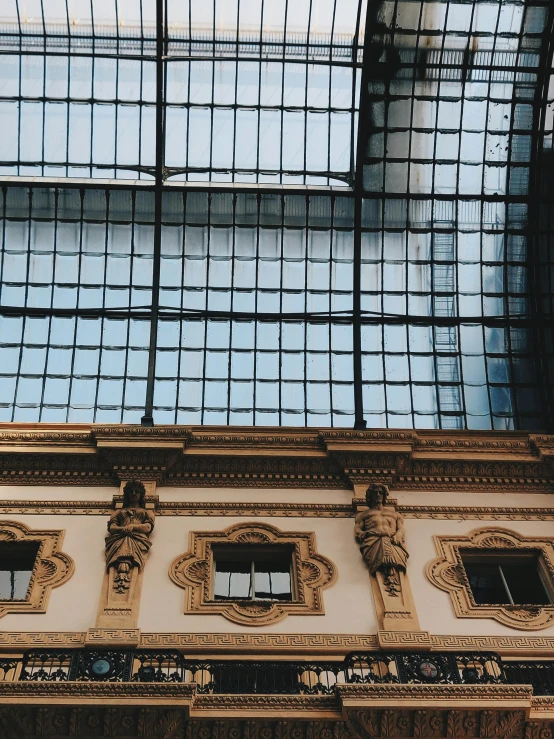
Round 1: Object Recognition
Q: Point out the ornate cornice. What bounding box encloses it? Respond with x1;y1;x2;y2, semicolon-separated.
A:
0;425;553;490
0;680;196;701
336;683;533;702
1;500;553;522
192;694;337;713
0;679;535;707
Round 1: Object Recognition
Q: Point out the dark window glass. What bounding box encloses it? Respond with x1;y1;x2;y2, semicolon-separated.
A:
501;564;551;606
213;546;292;602
0;542;39;601
462;555;551;606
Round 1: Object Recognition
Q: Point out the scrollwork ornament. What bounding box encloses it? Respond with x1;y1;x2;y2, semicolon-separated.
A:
0;521;73;619
169;522;336;626
427;527;554;630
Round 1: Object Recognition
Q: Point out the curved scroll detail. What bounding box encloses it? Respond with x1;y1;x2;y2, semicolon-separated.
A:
0;520;74;619
169;522;337;626
426;527;554;631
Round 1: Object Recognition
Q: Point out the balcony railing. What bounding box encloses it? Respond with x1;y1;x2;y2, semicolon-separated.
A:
0;650;552;696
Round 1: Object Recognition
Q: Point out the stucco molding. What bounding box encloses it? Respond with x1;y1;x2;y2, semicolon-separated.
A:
1;425;554;491
427;527;554;631
1;704;552;739
169;522;337;626
192;694;337;713
0;520;74;619
3;500;554;521
5;631;554;656
337;684;533;701
0;680;196;702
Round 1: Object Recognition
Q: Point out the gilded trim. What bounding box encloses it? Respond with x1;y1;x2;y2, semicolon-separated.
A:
427;527;554;631
1;425;554;492
169;522;337;626
2;501;554;521
0;521;74;619
4;631;554;656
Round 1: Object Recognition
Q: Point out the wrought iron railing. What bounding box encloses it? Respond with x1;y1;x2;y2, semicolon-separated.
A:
0;650;551;696
343;652;505;686
504;660;554;697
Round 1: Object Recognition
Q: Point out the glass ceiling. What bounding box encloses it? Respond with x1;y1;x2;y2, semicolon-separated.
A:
0;0;552;429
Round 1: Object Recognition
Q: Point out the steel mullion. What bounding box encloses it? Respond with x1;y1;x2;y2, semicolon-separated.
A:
176;190;187;424
255;1;264;184
231;0;240;184
329;194;335;425
429;0;454;430
303;195;310;426
502;7;529;431
228;192;238;425
402;0;425;430
451;0;481;431
528;2;554;430
278;194;285;425
327;0;338;183
141;0;165;426
478;0;504;431
351;0;380;430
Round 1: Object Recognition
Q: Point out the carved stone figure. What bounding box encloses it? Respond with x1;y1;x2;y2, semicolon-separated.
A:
354;484;408;594
105;480;154;593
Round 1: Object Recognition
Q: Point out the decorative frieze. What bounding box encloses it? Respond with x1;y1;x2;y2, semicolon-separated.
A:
1;426;554;491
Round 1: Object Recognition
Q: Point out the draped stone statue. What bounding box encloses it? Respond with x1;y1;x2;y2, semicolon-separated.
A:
354;483;408;580
105;480;155;594
94;479;156;632
354;483;421;635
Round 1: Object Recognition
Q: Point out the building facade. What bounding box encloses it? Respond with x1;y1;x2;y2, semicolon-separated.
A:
0;427;553;738
1;0;554;737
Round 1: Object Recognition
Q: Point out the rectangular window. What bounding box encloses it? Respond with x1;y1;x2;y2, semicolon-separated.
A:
213;545;293;602
0;542;40;601
461;551;551;606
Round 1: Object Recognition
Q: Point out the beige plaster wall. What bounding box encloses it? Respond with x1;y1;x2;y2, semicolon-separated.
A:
139;515;376;634
0;485;117;502
395;490;554;508
405;517;554;637
156;487;352;504
0;510;378;635
0;513;105;632
0;486;553;638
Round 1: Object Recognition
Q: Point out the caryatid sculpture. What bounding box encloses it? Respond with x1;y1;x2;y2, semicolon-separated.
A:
105;480;155;593
354;483;408;596
354;483;423;636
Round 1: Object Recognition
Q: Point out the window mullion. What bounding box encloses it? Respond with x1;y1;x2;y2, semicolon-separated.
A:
498;564;515;605
250;559;255;601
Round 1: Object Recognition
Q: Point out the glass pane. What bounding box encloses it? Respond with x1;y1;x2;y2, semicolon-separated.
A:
0;569;33;600
502;563;551;606
214;560;252;600
255;561;292;601
463;562;508;605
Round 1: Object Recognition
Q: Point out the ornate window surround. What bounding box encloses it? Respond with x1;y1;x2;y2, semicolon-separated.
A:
426;527;554;631
169;522;337;626
0;520;74;618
